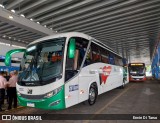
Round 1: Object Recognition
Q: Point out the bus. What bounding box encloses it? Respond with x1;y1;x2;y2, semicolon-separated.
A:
128;63;146;82
5;32;129;110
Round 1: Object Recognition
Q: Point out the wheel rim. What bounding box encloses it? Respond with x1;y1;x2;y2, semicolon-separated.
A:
89;88;96;102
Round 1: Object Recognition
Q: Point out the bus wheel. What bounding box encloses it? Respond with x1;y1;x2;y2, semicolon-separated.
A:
88;84;97;105
121;80;125;89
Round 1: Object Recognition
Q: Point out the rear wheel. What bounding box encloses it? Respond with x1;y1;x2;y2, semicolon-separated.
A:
88;84;97;105
121;79;125;89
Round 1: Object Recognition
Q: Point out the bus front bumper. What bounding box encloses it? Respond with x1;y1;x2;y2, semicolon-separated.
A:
129;76;146;82
17;86;66;110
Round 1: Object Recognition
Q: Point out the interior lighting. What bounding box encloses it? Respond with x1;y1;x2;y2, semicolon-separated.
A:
37;22;40;24
11;9;15;13
44;25;47;27
30;18;33;21
3;35;6;38
0;4;4;8
9;15;13;19
20;14;25;17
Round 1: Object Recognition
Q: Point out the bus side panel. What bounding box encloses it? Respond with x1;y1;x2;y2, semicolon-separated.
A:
78;67;100;103
78;63;124;103
64;76;79;108
100;65;123;93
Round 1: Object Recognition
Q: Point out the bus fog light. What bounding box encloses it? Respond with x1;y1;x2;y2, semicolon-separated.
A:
49;100;61;106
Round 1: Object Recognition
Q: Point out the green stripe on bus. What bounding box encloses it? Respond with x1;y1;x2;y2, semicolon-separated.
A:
17;85;66;110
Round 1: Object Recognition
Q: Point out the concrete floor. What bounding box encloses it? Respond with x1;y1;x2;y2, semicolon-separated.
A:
1;80;160;123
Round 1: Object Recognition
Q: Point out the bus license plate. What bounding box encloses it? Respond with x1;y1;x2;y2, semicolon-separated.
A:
27;102;35;107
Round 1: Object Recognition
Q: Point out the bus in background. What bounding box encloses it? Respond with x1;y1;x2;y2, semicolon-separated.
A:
128;63;146;82
5;32;129;110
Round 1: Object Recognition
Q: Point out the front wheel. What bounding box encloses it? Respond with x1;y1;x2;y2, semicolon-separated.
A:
88;85;97;105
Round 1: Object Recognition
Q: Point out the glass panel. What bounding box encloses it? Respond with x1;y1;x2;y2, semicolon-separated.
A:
18;38;65;86
65;37;89;81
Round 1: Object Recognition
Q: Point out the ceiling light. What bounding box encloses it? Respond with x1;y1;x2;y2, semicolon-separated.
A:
3;35;6;38
30;18;33;21
44;25;47;27
14;38;16;40
18;40;21;41
20;14;25;17
37;22;40;24
9;15;13;19
50;28;52;30
0;4;4;8
55;30;58;32
11;9;15;13
8;37;11;39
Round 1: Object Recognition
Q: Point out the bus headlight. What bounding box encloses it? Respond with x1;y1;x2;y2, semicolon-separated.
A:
17;91;21;96
44;86;62;98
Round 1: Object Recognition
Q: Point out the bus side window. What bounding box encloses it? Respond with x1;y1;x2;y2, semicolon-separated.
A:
91;43;101;63
65;37;89;82
115;55;119;66
109;52;115;65
84;46;92;66
101;47;109;64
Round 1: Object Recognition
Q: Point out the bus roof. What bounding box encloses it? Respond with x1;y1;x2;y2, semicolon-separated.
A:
28;32;122;58
29;32;91;45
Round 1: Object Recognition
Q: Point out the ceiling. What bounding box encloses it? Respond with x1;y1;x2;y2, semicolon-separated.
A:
0;0;160;64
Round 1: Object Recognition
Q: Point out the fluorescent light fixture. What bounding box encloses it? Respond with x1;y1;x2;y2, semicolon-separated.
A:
20;14;25;17
9;15;13;19
30;18;33;21
2;35;6;38
0;4;4;8
12;45;26;48
27;46;36;52
6;43;10;46
0;42;5;45
37;22;40;24
11;9;15;13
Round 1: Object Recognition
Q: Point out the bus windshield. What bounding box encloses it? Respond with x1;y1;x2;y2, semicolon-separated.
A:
18;37;65;86
129;64;145;75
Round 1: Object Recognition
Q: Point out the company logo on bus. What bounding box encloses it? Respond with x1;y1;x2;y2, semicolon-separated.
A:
99;66;112;85
27;89;33;94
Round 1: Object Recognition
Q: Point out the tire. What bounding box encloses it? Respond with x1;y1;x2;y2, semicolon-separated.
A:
88;84;98;105
121;79;125;89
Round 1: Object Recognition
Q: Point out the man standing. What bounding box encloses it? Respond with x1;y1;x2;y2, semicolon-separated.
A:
0;71;7;111
7;71;18;110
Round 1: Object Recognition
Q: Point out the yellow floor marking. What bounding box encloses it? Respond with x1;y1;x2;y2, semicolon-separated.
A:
83;84;134;123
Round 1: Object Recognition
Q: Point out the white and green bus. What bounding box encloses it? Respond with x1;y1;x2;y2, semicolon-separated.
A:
5;32;129;110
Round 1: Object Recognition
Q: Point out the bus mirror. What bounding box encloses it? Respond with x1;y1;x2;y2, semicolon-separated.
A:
68;38;76;59
5;49;26;66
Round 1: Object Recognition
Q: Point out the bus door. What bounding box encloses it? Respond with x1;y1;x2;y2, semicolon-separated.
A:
64;37;89;107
